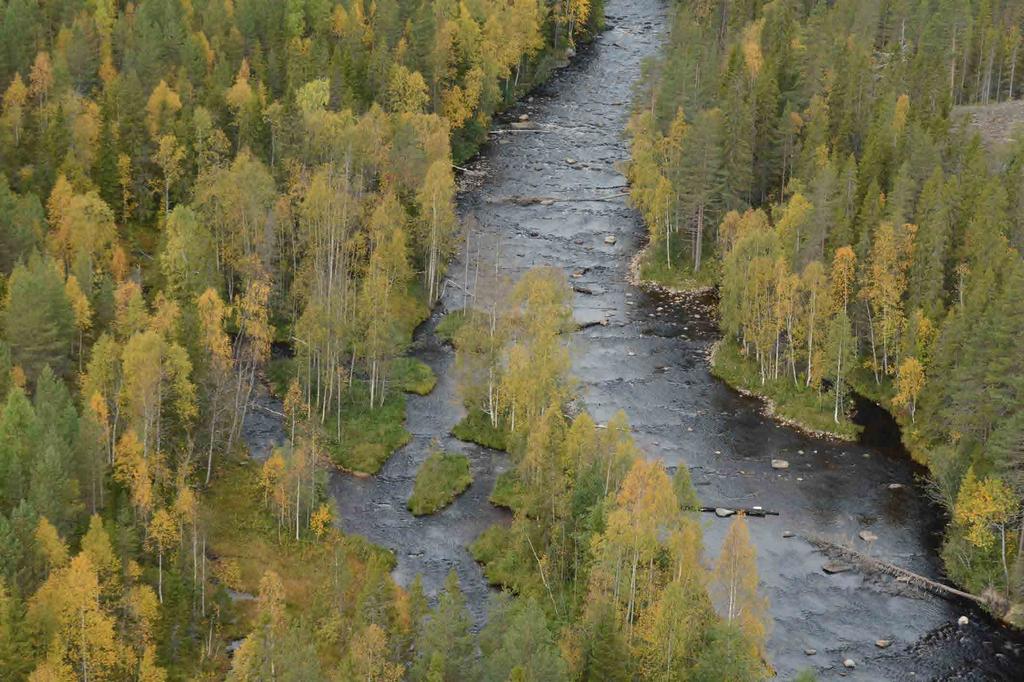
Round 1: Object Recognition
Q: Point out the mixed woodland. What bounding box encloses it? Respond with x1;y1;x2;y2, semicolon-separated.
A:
0;0;733;679
628;0;1024;620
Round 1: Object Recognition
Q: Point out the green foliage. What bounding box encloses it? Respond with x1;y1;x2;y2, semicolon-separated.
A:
435;309;477;346
489;470;522;510
408;452;472;516
391;357;437;396
2;254;74;383
452;408;508;451
711;340;861;440
327;382;411;475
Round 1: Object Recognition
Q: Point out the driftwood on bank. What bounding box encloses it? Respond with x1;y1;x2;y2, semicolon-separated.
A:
808;535;988;605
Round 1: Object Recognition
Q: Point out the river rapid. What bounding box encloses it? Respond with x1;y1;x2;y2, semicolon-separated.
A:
239;0;1024;678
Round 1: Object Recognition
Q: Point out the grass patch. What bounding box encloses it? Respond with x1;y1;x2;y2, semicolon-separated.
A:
711;339;861;440
408;451;473;516
637;245;720;292
390;357;437;395
452;408;508;451
435;309;471;346
326;382;411;474
470;524;538;593
203;455;395;641
435;308;492;347
489;470;522;510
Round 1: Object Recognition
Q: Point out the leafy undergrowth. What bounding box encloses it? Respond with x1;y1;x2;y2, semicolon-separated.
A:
470;524;535;593
390;357;437;395
435;309;471;345
711;340;862;441
326;381;411;474
489;470;522;510
636;244;720;292
203;454;395;650
408;452;472;516
266;356;296;398
452;408;508;451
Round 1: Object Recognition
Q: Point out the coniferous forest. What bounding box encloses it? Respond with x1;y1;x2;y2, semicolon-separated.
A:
1;0;1023;680
629;0;1024;628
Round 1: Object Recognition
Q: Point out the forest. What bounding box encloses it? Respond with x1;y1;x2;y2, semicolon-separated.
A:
0;0;759;679
628;0;1024;623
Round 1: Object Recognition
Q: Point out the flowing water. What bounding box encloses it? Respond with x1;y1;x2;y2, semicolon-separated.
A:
245;1;1024;678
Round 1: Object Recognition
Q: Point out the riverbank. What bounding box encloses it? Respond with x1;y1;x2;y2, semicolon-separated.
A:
708;339;862;442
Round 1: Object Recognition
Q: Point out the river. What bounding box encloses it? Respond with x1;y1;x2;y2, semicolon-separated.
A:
244;0;1024;678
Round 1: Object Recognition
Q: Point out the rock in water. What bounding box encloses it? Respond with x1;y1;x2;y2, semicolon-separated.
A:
604;235;617;245
888;482;904;490
804;649;817;656
714;508;735;518
859;530;879;542
771;459;789;469
958;615;969;626
843;659;856;669
782;530;795;538
518;113;529;121
823;561;852;574
875;639;892;649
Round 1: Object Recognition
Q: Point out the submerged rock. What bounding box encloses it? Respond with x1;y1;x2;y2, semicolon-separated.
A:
804;648;817;656
823;561;853;574
859;530;879;542
782;530;795;538
771;459;789;469
604;234;617;244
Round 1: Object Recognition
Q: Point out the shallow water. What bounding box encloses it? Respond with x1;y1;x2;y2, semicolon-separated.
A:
249;1;1024;678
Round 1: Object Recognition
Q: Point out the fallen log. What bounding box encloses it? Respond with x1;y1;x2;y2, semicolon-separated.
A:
807;535;988;605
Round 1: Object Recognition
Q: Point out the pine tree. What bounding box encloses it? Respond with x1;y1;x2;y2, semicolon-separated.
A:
410;570;478;682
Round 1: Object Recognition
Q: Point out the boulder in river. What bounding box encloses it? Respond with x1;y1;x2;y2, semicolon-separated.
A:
782;530;795;538
888;482;904;490
518;113;529;121
604;234;617;245
875;639;892;649
566;157;577;165
804;649;817;656
843;659;856;669
823;561;853;574
859;530;879;542
771;459;789;469
958;615;969;626
715;508;735;518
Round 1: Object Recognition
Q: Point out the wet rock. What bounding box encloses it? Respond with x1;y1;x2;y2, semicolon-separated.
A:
510;121;539;130
566;47;577;59
604;234;617;244
566;157;577;165
843;658;856;669
715;508;735;518
540;198;555;206
804;648;817;656
783;530;795;538
888;482;904;490
823;561;853;574
859;530;879;542
958;615;969;626
771;459;789;469
518;113;530;121
876;639;893;649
